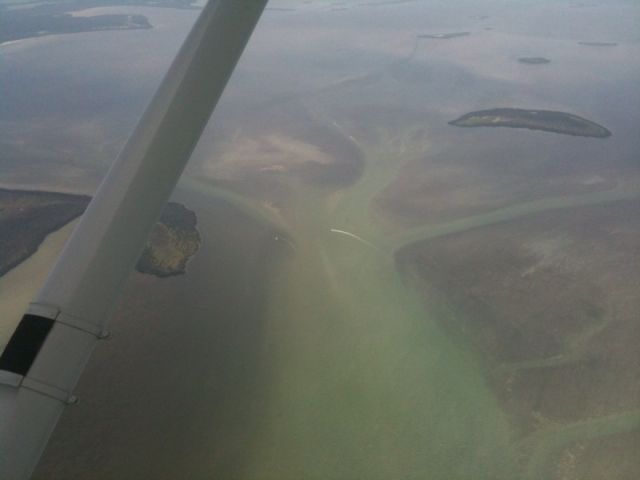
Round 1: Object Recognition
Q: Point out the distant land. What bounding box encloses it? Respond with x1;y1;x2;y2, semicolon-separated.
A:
418;32;470;39
265;7;297;12
357;0;423;7
518;57;550;65
0;189;200;278
449;108;612;138
578;41;618;47
0;13;151;45
0;0;197;11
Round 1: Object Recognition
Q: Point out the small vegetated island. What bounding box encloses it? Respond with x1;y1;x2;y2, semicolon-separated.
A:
0;189;89;277
449;108;611;138
0;188;200;278
518;56;550;64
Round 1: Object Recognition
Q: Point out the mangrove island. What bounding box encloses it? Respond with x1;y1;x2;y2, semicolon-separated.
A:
136;202;201;278
449;108;612;138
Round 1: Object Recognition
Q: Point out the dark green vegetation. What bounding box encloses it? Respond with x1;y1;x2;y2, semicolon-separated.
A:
0;188;89;276
0;188;199;278
397;198;640;479
579;41;618;47
0;13;151;45
418;31;470;39
518;57;551;64
449;108;612;138
136;202;201;278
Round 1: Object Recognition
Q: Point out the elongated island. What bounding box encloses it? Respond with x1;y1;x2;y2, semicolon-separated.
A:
418;32;470;39
518;57;550;64
449;108;611;138
136;202;201;278
579;41;618;47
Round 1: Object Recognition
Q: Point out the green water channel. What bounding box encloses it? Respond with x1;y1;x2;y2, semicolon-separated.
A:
182;126;640;479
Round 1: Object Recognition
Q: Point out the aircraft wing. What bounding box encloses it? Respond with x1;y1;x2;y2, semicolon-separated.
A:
0;1;267;477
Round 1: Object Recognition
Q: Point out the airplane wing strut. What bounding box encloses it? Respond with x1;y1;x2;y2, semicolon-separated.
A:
0;1;268;477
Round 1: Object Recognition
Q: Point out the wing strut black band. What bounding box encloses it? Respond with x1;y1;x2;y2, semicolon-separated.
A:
0;315;55;376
